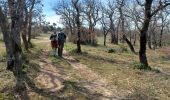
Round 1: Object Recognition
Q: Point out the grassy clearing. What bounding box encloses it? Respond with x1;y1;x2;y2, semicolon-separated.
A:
65;37;170;99
0;34;169;99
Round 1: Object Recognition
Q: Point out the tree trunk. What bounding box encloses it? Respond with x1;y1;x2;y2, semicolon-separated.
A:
116;28;119;44
119;2;135;53
0;7;13;61
111;32;117;44
77;31;81;53
152;31;157;50
89;25;95;45
138;0;154;68
21;22;28;51
7;0;24;76
139;30;149;68
133;34;136;46
123;35;136;53
104;34;106;46
159;24;164;47
130;32;132;43
148;32;152;49
73;0;81;53
28;13;33;47
109;16;118;45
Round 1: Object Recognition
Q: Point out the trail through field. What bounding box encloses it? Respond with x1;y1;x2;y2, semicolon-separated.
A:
30;48;121;99
29;36;122;99
35;51;66;93
63;50;121;99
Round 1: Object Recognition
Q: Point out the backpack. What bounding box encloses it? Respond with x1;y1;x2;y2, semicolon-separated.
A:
58;32;66;42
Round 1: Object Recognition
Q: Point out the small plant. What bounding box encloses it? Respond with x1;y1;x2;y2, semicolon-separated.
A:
120;46;128;52
133;62;151;70
108;48;115;53
22;53;29;64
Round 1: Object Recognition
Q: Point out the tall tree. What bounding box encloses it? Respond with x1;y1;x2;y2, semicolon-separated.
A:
72;0;82;53
0;0;25;86
117;0;136;53
54;0;77;40
101;0;118;44
100;13;110;46
83;0;100;45
27;0;36;47
137;0;170;68
158;9;170;47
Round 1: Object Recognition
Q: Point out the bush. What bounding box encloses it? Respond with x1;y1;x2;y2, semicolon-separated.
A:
67;29;98;46
108;48;116;53
120;46;128;52
133;62;151;70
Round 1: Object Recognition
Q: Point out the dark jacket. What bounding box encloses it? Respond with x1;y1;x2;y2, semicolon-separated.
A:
58;32;66;43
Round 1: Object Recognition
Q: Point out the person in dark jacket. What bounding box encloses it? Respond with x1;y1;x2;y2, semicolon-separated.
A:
58;30;66;57
50;31;58;57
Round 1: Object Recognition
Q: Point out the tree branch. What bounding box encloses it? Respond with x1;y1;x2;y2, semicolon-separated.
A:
151;2;170;17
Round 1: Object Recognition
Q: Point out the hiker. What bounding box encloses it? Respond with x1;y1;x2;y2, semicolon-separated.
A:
50;30;58;57
58;30;66;57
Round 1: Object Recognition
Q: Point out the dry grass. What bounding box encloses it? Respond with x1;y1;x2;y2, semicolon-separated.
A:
0;34;169;99
65;37;170;99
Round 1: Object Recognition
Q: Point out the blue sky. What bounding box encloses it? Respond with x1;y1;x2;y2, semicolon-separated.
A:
42;0;63;27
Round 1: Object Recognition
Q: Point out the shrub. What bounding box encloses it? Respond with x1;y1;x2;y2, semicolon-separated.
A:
67;29;98;46
108;48;116;53
133;62;151;70
22;53;29;64
120;46;128;52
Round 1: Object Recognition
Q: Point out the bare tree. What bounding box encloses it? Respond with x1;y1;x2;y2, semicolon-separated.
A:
136;0;170;68
72;0;82;53
0;0;25;88
104;0;118;44
100;13;110;46
54;0;78;42
117;0;136;53
83;0;100;45
158;9;170;47
20;0;42;50
27;0;36;47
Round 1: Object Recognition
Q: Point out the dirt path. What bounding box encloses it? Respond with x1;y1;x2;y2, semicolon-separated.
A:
35;50;68;93
63;50;121;100
1;37;121;99
31;49;121;99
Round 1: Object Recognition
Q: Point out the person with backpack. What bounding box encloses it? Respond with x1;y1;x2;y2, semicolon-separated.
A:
58;30;66;57
50;30;58;57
